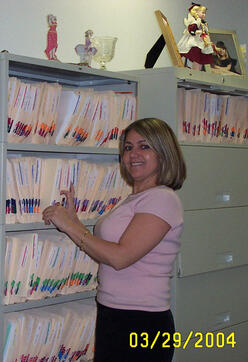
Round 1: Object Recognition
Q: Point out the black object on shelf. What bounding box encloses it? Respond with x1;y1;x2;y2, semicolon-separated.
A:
144;34;165;68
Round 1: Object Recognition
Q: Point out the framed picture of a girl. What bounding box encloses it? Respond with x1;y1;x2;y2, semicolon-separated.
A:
209;28;246;75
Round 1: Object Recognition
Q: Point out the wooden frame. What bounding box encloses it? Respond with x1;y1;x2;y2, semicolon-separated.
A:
208;28;246;75
155;10;184;68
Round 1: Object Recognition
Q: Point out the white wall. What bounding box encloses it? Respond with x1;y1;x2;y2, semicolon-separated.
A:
0;0;247;71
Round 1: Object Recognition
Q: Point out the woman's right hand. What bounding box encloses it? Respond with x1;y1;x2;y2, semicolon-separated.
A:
60;183;81;225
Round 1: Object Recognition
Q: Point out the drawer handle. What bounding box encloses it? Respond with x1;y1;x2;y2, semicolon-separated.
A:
216;193;231;202
217;252;233;265
216;312;231;325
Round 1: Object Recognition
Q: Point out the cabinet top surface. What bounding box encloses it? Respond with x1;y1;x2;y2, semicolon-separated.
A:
125;66;248;93
0;52;139;86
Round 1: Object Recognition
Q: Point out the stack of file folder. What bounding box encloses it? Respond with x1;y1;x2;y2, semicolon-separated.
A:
178;87;248;143
4;300;96;361
7;77;137;147
6;157;131;224
4;231;98;305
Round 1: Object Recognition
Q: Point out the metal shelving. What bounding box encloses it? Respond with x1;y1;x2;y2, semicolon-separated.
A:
0;53;138;360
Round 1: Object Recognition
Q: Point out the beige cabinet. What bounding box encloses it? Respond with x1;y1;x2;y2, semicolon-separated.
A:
125;67;248;362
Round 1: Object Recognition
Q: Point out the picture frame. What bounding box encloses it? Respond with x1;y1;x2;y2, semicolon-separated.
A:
154;10;184;68
208;28;246;75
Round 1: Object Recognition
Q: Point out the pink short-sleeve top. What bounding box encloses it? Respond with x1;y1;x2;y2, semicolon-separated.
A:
94;185;184;311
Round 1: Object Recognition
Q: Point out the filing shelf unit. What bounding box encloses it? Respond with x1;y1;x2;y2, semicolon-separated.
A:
125;67;248;362
0;53;138;360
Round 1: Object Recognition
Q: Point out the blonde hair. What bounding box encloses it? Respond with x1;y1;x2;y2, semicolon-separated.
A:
190;6;210;46
119;118;186;190
190;5;206;20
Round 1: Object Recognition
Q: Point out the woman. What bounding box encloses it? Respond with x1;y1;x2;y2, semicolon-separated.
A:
42;118;186;362
212;41;239;74
178;3;214;70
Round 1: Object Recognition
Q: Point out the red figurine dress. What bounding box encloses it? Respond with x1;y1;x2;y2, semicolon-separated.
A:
45;18;58;60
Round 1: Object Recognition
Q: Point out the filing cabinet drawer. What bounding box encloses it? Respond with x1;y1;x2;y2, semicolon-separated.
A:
178;207;248;276
174;265;248;338
178;145;248;210
174;321;248;362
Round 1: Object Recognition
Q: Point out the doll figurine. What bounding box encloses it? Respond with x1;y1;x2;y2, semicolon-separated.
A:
75;30;97;66
177;2;214;70
45;14;58;60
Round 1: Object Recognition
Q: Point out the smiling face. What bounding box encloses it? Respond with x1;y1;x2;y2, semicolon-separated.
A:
218;47;228;58
122;129;159;193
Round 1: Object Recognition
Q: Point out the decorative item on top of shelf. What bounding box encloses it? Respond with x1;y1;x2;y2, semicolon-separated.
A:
151;10;184;68
75;29;97;67
91;36;117;69
44;14;59;61
207;28;246;76
177;2;215;71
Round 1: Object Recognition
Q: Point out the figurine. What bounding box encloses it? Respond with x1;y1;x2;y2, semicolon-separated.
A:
177;2;214;70
75;30;97;66
45;14;58;60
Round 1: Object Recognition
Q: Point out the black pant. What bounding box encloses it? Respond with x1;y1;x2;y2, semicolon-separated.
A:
94;302;175;362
